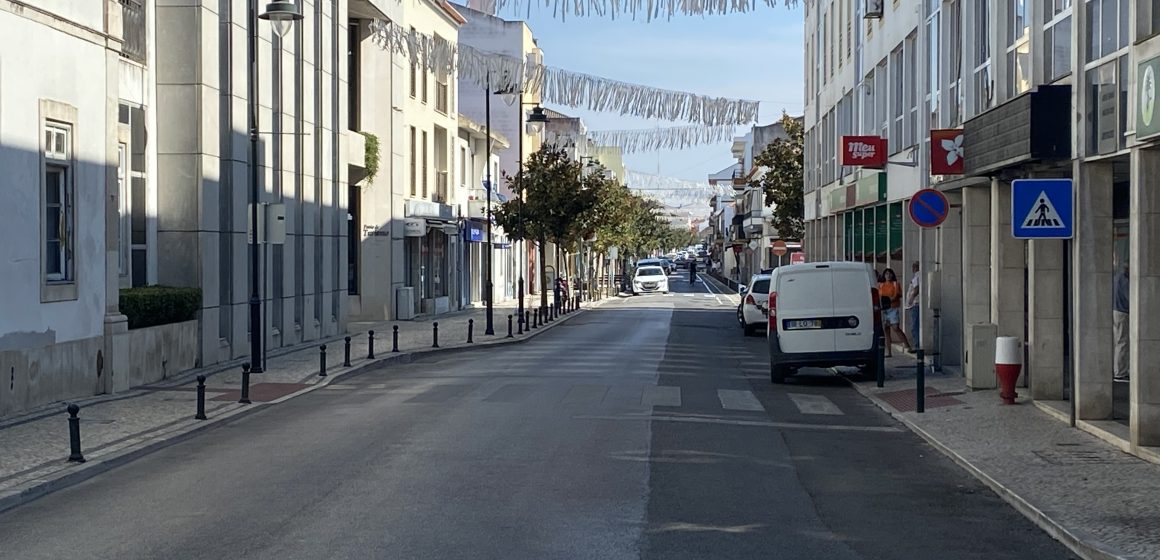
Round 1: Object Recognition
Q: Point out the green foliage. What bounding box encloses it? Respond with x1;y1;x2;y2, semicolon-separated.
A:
360;131;381;182
119;286;202;330
755;112;805;241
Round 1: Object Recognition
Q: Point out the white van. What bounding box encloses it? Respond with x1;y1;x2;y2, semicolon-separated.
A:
766;261;882;383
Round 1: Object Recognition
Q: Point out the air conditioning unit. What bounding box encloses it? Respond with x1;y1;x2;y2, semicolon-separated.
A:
395;287;416;320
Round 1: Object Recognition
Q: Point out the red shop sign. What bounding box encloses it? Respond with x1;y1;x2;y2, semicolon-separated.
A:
930;129;965;175
839;136;887;168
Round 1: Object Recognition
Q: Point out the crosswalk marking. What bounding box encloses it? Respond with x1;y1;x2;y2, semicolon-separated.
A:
787;393;843;415
643;385;682;407
716;389;765;411
324;384;358;390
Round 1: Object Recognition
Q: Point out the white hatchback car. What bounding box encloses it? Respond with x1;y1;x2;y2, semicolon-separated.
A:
737;274;772;336
632;266;669;294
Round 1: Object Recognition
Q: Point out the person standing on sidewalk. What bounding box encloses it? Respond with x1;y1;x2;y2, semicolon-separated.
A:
906;261;921;346
878;268;914;358
1114;261;1130;382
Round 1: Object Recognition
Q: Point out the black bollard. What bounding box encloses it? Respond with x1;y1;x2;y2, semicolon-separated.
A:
876;334;886;388
525;310;531;332
319;344;328;377
392;325;399;352
66;403;85;463
433;321;440;348
343;336;352;367
916;349;925;413
518;310;524;335
368;330;376;359
507;314;514;338
467;319;475;343
239;363;252;404
195;375;208;420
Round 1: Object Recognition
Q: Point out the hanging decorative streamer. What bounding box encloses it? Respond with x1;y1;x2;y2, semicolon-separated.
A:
367;20;760;126
576;125;738;154
625;170;727;208
492;0;799;21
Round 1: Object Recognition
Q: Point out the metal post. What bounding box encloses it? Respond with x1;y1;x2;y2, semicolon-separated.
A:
916;349;925;413
368;330;376;359
195;375;208;420
484;73;495;336
247;0;264;373
392;325;399;353
343;336;351;367
433;321;440;348
239;362;252;404
507;314;513;338
876;334;886;388
67;403;85;463
517;308;524;334
319;344;327;377
468;319;474;343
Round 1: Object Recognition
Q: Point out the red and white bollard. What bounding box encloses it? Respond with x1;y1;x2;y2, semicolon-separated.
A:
995;336;1022;405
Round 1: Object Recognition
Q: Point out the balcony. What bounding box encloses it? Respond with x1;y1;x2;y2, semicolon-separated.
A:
119;0;147;63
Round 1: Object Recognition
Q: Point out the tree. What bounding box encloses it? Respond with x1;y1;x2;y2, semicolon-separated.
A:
755;112;805;241
493;145;589;311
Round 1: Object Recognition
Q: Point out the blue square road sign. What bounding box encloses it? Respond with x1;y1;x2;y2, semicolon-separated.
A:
1011;179;1073;239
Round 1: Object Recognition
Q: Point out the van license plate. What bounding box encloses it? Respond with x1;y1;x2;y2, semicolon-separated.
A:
785;319;822;330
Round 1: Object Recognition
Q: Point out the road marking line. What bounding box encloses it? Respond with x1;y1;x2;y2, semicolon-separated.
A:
717;389;765;411
642;385;682;407
787;393;844;415
574;413;902;433
323;384;358;390
367;383;388;389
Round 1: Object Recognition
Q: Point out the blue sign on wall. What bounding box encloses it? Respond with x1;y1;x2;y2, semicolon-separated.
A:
466;226;485;242
1012;179;1073;239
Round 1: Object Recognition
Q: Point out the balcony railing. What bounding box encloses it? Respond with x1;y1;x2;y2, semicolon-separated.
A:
119;0;147;63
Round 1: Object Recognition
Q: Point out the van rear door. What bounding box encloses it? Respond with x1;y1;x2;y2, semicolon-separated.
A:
775;265;835;353
832;266;874;352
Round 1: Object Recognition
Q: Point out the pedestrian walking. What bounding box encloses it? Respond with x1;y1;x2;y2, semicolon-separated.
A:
878;268;913;357
1114;261;1130;382
906;261;921;344
689;259;697;284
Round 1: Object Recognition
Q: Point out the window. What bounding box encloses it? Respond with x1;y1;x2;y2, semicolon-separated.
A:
891;47;903;148
460;147;467;189
906;34;918;148
1086;0;1128;63
44;123;73;284
1011;0;1029;43
846;0;852;60
926;1;941;128
1086;58;1120;155
972;0;993;117
947;0;964;126
1006;0;1032;99
876;60;889;139
118;143;129;277
1043;1;1073;82
409;126;417;196
862;73;877;134
409;28;418;98
1138;0;1160;40
421;130;428;198
421;66;429;104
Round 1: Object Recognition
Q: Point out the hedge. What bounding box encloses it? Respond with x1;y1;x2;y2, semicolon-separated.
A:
119;286;202;330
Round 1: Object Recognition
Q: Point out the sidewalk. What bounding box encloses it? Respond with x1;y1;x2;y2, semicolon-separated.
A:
845;357;1160;560
0;294;599;514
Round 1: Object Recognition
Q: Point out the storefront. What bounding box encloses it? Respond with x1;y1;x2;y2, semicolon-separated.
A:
833;173;904;273
404;200;459;316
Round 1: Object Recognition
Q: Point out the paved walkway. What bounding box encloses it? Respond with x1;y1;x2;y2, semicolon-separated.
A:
845;357;1160;560
0;294;598;514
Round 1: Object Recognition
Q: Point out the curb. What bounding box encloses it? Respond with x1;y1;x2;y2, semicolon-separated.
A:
843;378;1130;560
0;303;598;516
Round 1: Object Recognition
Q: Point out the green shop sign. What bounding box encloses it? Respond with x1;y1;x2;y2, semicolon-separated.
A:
854;172;886;207
1138;55;1160;140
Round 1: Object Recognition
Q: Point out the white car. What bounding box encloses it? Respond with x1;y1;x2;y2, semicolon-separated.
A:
632;266;669;294
767;261;882;383
737;274;772;336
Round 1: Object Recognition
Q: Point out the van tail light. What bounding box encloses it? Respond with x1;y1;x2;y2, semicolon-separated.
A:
767;292;778;330
871;287;883;334
745;294;756;305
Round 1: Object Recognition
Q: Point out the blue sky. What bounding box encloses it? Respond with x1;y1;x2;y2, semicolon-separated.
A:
496;5;805;184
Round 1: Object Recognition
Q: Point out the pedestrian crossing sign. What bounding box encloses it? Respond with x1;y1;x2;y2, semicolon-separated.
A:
1012;179;1073;239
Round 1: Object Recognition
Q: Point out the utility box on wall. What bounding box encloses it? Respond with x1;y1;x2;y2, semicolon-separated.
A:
395;287;416;321
965;323;998;389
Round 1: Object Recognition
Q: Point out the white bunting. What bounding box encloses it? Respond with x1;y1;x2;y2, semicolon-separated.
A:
367;20;760;126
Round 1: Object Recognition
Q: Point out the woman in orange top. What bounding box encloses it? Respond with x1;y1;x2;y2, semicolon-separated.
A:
878;268;913;357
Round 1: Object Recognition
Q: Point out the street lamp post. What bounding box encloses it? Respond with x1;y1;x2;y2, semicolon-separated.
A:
248;1;301;373
483;74;496;335
500;92;547;327
524;106;549;316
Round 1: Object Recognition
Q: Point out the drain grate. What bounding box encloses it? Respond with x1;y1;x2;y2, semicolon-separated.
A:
1032;448;1141;466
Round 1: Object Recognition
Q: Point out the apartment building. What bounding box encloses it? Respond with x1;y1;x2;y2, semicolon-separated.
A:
803;0;1160;459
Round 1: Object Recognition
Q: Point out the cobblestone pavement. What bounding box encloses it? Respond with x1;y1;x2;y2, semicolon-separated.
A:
0;294;597;513
846;358;1160;560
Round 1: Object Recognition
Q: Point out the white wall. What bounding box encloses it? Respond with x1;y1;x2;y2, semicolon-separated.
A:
0;11;111;349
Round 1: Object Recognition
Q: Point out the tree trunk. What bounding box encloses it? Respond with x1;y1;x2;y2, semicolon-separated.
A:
539;237;549;313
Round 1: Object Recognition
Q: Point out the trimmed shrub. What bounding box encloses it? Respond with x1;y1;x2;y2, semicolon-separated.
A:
119;286;202;329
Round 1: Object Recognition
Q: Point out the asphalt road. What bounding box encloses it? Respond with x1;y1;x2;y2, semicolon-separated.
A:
0;273;1073;559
